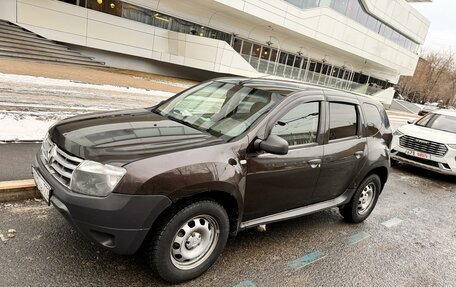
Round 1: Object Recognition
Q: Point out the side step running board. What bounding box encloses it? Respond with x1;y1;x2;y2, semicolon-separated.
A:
240;188;356;230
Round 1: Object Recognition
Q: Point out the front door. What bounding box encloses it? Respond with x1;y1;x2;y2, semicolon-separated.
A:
243;100;324;221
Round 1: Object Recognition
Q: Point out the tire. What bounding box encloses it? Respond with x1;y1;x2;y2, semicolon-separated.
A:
147;200;230;283
339;174;381;223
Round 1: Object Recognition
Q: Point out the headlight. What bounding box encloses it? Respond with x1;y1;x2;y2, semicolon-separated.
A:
393;129;404;136
70;161;126;197
448;144;456;150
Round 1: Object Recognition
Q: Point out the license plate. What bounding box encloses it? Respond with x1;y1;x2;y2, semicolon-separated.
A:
32;167;51;205
405;149;430;160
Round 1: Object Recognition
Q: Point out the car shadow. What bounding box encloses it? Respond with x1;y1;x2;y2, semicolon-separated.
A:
392;164;456;184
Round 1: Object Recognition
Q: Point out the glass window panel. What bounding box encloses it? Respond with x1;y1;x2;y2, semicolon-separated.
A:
355;8;368;26
233;38;243;53
271;102;320;146
251;44;262;59
241;41;252;56
86;0;122;16
294;57;303;68
366;16;377;31
329;103;358;140
270;49;278;63
122;3;153;24
153;13;171;29
331;0;349;13
287;0;304;8
261;47;271;60
287;55;295;66
382;25;393;39
279;52;288;64
363;103;383;136
346;0;360;19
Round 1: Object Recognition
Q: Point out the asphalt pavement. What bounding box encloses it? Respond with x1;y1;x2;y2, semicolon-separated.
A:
0;143;41;181
1;166;455;287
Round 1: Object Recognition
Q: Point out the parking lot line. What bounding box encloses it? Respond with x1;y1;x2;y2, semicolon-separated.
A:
346;231;370;245
381;217;403;228
288;251;326;271
232;280;256;287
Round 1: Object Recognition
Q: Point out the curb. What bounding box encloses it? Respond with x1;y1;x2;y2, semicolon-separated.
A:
0;179;39;202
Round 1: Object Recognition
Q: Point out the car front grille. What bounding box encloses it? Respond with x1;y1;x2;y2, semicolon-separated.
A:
399;135;448;157
41;135;83;187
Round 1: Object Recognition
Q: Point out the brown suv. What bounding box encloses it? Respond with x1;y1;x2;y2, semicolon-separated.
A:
32;78;392;283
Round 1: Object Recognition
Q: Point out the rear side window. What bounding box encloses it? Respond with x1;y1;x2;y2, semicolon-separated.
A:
363;103;383;136
329;103;358;140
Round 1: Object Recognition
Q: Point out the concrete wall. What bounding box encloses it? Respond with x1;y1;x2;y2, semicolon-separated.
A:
0;0;17;23
69;45;234;81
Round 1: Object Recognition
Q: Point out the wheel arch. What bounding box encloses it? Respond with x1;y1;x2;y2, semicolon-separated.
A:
365;166;389;191
147;188;242;243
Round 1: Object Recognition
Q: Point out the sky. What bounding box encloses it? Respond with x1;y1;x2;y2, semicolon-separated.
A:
411;0;456;52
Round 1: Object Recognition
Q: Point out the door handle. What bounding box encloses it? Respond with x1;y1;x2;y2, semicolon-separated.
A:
354;151;364;159
308;159;322;169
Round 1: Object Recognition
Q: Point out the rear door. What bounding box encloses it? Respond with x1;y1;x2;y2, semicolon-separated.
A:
312;98;367;203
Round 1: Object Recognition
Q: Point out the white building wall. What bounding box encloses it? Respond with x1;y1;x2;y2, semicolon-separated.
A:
362;0;430;43
12;0;261;78
118;0;428;81
0;0;17;23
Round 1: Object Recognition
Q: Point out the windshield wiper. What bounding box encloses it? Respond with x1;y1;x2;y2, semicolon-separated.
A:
165;114;208;134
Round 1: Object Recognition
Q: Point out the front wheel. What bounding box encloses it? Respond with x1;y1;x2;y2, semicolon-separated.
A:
339;174;381;223
147;200;229;283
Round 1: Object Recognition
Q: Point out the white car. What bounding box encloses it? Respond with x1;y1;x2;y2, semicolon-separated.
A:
391;110;456;175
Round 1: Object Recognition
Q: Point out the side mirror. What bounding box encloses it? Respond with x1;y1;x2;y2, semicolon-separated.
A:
407;119;415;124
255;135;289;155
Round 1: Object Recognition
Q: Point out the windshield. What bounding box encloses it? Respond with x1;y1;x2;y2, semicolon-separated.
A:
154;81;283;141
416;113;456;134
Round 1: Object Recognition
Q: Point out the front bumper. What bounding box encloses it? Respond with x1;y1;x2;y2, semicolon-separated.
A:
391;136;456;176
33;153;172;255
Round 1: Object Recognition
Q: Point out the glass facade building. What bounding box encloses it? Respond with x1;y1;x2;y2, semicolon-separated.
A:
59;0;395;94
285;0;419;53
60;0;232;43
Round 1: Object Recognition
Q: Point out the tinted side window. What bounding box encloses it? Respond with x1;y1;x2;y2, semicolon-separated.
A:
329;103;358;140
363;103;383;136
271;102;320;146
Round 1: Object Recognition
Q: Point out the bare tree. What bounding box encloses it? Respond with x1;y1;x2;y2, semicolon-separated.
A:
398;50;455;106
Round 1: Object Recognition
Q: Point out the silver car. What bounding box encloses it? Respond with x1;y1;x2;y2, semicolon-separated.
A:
391;110;456;175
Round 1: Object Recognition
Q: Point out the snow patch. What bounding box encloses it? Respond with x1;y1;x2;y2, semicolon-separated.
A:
0;73;177;141
0;73;175;98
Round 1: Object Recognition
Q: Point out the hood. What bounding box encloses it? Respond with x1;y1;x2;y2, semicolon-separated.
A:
49;109;223;166
398;124;456;145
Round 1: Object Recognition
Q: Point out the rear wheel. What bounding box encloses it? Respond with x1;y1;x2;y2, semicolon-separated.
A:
340;174;381;223
147;200;229;283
